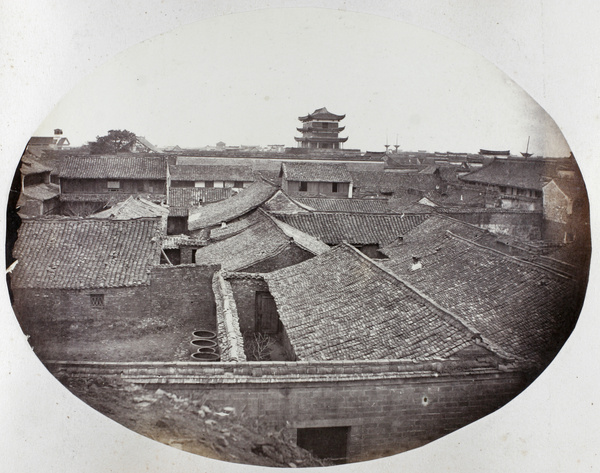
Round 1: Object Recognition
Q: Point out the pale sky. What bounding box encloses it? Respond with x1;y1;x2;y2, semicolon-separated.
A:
35;8;571;157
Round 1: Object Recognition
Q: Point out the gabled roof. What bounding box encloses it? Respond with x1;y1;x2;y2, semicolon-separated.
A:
188;179;279;231
90;196;169;220
59;156;168;180
381;232;578;362
135;136;160;153
543;177;587;201
11;217;163;289
193;209;329;271
170;164;254;182
292;197;394;214
274;212;428;245
459;158;547;191
168;188;233;217
280;162;352;183
298;107;345;122
379;214;491;257
261;244;500;361
262;190;312;214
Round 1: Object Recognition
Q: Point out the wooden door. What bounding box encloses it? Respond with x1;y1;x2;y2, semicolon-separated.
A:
255;292;279;334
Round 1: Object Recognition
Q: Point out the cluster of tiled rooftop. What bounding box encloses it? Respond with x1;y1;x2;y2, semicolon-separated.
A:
193;209;329;271
381;230;578;362
11;218;163;289
459;158;546;191
260;244;506;361
275;212;428;245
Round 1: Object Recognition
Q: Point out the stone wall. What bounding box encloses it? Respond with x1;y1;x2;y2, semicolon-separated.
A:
49;360;530;462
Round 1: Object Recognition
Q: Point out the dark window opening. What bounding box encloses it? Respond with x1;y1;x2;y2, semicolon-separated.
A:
205;181;214;188
137;181;145;192
299;181;308;192
161;248;181;265
332;182;338;193
233;181;244;188
297;427;350;464
90;294;104;308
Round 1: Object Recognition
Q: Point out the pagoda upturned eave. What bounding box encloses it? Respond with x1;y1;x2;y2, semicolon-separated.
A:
298;107;346;122
296;126;345;133
294;136;349;143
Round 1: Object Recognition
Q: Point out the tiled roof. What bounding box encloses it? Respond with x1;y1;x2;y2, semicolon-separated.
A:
381;232;578;362
168;188;232;217
17;183;60;204
90;196;169;220
298;107;345;122
20;155;53;175
380;214;491;256
292;197;394;214
274;212;428;245
11;217;163;289
194;210;328;271
28;137;56;146
135;136;159;153
281;162;352;183
59;156;168;180
459;158;547;190
170;164;254;182
262;244;493;361
188;179;278;231
262;190;310;214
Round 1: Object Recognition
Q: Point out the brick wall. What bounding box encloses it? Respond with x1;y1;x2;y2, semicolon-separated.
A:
49;360;530;462
10;265;218;362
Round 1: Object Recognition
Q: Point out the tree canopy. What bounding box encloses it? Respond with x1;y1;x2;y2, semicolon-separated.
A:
89;129;137;154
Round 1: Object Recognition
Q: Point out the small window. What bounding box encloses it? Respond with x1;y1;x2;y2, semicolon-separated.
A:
332;182;338;193
107;181;121;191
90;294;104;308
205;181;214;188
137;181;145;192
299;181;308;192
233;181;244;189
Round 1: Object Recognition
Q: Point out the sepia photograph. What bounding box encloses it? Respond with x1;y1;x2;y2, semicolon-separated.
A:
2;2;599;472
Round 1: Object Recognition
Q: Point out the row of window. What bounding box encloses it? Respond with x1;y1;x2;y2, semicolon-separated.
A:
299;182;340;193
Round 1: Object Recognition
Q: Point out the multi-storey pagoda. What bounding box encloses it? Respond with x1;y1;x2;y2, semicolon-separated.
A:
295;107;348;149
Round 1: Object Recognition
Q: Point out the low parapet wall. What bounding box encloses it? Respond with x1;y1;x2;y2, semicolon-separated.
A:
47;360;530;462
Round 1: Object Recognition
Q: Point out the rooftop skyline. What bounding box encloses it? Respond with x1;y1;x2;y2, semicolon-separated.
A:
33;9;571;156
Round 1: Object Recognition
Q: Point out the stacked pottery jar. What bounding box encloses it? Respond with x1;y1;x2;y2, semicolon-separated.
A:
190;330;220;361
